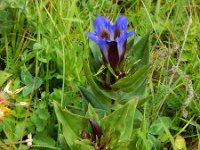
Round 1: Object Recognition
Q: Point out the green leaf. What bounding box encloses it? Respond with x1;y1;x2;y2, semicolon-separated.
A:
93;65;106;76
100;99;138;149
0;70;12;87
73;140;94;150
15;122;24;140
33;43;42;51
86;104;99;121
127;34;150;71
149;117;172;135
148;134;161;150
31;102;50;132
111;65;150;90
21;67;34;85
33;133;56;148
107;64;118;78
19;145;30;150
31;112;47;132
21;67;43;96
37;107;50;121
79;86;109;111
83;60;119;101
53;101;88;149
4;0;25;9
88;41;102;73
22;86;32;96
137;96;151;107
58;134;70;150
34;77;43;89
122;79;146;99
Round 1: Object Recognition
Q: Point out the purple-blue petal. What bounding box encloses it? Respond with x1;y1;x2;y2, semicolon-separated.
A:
115;16;129;30
99;42;109;63
86;31;109;62
86;32;100;44
116;30;135;60
94;16;112;35
86;16;135;70
117;37;126;59
126;30;135;38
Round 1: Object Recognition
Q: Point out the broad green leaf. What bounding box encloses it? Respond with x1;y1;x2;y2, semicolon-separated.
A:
37;107;50;121
128;136;138;150
31;102;50;132
18;145;29;150
15;122;24;140
149;117;172;135
21;67;43;96
73;140;94;150
127;33;150;71
21;67;43;88
31;112;47;132
33;133;56;148
22;86;32;97
137;96;151;107
158;133;169;143
122;78;146;98
58;134;70;150
0;70;12;87
100;99;138;149
86;104;99;121
21;67;33;85
89;46;101;74
33;77;43;89
79;86;109;111
111;65;149;90
33;43;42;51
83;60;120;101
53;101;88;149
107;64;118;78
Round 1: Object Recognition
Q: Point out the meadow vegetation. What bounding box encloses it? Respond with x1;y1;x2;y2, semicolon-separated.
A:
0;0;199;149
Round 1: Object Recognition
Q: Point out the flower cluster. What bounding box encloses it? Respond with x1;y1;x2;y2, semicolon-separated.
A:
0;80;27;121
86;16;135;71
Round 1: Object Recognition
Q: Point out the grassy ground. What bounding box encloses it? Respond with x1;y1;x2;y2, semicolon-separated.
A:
0;0;200;149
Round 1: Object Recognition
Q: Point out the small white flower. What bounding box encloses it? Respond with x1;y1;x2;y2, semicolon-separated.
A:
26;133;33;147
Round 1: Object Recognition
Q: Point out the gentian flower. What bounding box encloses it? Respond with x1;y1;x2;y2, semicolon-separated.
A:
86;16;135;70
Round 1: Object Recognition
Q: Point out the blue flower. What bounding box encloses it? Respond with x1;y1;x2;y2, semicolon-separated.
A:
86;16;135;70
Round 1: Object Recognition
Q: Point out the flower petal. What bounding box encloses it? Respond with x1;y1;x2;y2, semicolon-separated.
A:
117;38;126;61
89;119;103;141
86;32;109;62
94;16;112;35
107;41;119;69
99;42;109;63
126;30;135;38
115;16;129;30
86;32;100;44
116;31;135;61
86;16;135;71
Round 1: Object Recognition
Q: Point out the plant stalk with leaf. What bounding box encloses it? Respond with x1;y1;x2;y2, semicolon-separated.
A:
86;16;135;86
54;16;150;149
81;16;150;110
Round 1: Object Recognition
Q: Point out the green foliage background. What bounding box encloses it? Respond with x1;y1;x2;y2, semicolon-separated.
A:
0;0;199;149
